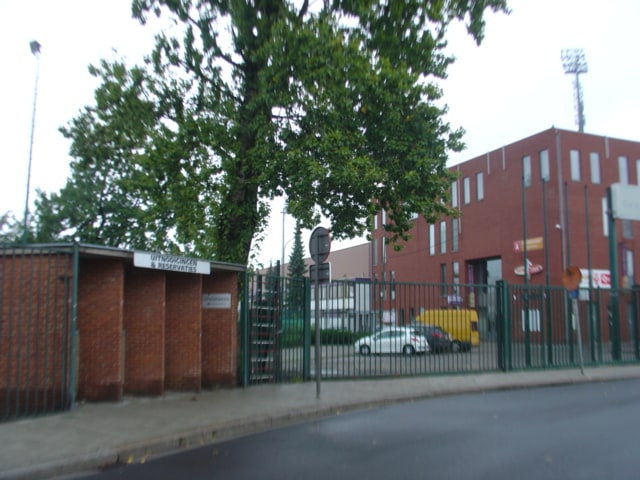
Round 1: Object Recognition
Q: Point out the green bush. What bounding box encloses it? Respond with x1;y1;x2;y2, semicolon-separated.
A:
280;327;304;348
319;328;357;345
278;327;359;347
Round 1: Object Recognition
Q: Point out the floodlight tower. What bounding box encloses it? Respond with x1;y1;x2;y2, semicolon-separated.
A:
561;48;588;133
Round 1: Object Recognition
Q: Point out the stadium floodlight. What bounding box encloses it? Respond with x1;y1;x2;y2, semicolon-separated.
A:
561;48;588;133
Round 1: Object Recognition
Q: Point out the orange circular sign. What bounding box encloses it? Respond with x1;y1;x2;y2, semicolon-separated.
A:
562;265;582;291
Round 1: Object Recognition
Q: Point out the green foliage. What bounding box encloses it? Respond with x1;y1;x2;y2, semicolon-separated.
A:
280;327;358;348
34;0;508;264
286;222;306;308
0;211;23;244
280;327;304;349
319;328;358;345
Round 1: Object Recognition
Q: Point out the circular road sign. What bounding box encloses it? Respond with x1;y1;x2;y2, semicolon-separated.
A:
309;226;331;264
562;265;582;291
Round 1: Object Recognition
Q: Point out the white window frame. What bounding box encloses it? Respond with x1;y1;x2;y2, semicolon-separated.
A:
440;221;447;254
463;177;470;204
429;224;435;256
522;155;532;187
451;181;458;208
618;156;629;184
476;172;484;200
452;218;459;252
539;149;550;182
570;150;581;181
590;152;601;184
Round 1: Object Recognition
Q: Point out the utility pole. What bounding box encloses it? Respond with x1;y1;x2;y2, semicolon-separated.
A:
23;40;42;243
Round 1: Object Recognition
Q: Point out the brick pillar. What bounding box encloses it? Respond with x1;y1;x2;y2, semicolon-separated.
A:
123;267;166;396
202;272;239;387
77;259;124;401
165;273;202;391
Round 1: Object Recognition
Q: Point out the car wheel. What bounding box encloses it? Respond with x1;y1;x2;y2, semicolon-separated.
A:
402;345;415;356
359;345;371;355
451;341;462;353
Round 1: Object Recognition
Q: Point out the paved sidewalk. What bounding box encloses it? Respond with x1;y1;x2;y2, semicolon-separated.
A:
2;365;640;480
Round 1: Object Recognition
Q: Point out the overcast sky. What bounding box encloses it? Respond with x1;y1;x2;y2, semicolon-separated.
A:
2;0;638;266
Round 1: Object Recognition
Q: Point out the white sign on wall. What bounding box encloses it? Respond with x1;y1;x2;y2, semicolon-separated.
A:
611;183;640;221
134;251;211;274
202;293;231;309
578;269;611;289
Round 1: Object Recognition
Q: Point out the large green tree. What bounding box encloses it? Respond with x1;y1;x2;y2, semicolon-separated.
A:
36;0;508;264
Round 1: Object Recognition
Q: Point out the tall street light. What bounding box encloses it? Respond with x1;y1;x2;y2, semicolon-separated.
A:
23;40;42;243
561;48;588;133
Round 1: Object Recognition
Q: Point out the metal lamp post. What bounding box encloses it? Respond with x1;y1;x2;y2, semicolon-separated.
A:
22;40;42;243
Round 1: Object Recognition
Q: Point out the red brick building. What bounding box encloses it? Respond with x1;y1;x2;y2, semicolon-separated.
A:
1;244;244;417
371;128;640;324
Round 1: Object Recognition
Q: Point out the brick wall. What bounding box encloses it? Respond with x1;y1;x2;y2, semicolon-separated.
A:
165;273;202;391
123;267;166;395
202;272;239;387
77;259;124;401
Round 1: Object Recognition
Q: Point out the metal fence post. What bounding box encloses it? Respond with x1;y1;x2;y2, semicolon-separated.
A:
496;280;511;372
303;276;311;380
240;271;250;387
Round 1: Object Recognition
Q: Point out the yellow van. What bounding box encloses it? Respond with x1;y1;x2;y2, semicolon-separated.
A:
414;309;480;351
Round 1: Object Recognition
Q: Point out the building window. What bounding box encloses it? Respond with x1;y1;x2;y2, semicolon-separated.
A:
570;149;581;181
451;181;458;208
440;264;447;294
381;209;386;225
372;238;378;266
373;212;378;230
476;172;484;200
522;155;531;187
429;224;435;256
391;271;396;300
463;177;470;204
539;150;550;182
618;156;629;184
637;159;640;185
382;236;387;265
590;152;601;184
440;222;447;254
452;218;459;252
623;219;633;239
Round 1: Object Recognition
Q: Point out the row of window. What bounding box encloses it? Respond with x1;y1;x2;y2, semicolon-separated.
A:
523;149;640;186
459;150;640;201
452;173;484;207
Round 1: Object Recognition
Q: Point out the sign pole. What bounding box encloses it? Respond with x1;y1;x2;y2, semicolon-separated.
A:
607;187;621;360
563;266;585;375
314;241;321;399
571;293;585;376
309;226;331;399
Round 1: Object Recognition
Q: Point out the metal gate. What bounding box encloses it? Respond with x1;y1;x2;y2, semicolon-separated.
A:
497;280;640;370
241;275;640;385
1;244;77;421
240;272;310;385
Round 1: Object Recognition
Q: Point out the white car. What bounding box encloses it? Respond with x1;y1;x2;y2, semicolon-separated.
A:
355;327;430;356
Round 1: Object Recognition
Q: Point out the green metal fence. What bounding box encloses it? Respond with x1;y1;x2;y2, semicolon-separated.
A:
1;244;78;421
240;274;640;385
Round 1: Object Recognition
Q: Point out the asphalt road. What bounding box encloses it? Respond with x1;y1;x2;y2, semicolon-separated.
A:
74;378;640;480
